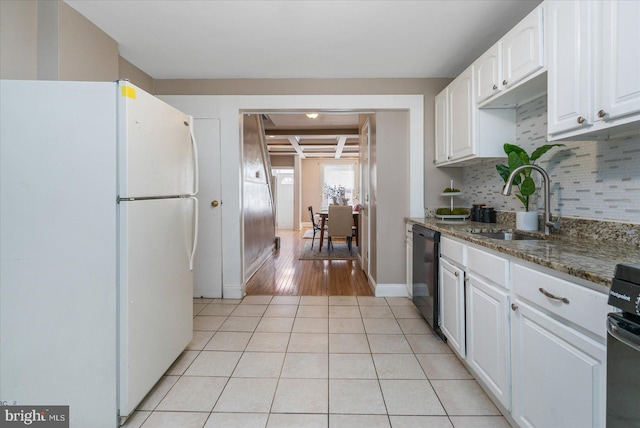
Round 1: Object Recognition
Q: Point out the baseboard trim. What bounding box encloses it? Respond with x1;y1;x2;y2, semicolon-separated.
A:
244;248;272;282
374;283;410;297
223;284;244;300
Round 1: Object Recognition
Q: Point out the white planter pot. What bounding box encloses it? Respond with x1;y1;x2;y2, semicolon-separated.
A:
516;211;538;231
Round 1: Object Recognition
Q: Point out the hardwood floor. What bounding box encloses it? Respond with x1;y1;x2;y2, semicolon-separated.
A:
245;229;373;296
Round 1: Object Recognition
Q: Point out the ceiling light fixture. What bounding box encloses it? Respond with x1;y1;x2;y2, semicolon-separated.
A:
305;113;319;119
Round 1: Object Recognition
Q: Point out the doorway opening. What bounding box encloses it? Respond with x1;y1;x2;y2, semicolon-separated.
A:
273;168;294;229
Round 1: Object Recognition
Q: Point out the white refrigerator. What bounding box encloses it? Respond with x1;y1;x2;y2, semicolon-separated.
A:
0;80;198;426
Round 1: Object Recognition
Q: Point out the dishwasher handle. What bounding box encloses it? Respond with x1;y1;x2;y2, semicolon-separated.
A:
608;314;640;352
412;225;440;242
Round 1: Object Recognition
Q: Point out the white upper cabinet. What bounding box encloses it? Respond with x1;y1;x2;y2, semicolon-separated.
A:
599;0;640;122
475;43;502;104
434;66;515;167
547;0;640;140
448;66;475;161
546;0;593;135
502;5;545;90
475;4;547;108
434;88;449;165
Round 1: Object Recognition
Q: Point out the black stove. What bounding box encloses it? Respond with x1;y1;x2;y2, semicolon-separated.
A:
608;263;640;321
606;263;640;428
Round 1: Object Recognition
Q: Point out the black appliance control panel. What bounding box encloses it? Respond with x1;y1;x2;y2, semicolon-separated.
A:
609;263;640;315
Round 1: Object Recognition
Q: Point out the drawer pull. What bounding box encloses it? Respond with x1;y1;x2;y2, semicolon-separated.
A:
511;303;518;311
539;287;570;304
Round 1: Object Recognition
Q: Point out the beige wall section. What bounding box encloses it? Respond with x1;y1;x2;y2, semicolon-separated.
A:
270;155;295;168
301;158;359;217
375;111;410;285
156;78;443;96
365;113;378;285
0;0;38;79
0;1;118;81
36;0;59;80
119;56;154;93
58;1;118;81
155;78;460;212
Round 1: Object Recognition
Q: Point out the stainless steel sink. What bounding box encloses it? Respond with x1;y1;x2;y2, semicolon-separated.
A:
472;231;543;241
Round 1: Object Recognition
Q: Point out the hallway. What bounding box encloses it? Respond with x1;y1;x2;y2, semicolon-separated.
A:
245;229;373;296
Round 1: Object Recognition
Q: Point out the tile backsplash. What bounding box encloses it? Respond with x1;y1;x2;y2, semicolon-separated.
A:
462;96;640;225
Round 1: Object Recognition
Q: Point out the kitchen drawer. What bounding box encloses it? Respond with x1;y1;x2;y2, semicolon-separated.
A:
441;236;466;267
467;245;508;288
512;263;609;339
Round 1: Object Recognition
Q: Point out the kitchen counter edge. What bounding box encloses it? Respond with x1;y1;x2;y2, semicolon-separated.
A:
407;217;640;291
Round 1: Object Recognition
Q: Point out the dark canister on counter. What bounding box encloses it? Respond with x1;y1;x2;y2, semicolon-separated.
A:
471;203;485;222
482;206;496;223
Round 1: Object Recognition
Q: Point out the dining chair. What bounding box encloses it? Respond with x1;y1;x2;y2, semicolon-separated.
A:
327;204;354;255
308;206;326;249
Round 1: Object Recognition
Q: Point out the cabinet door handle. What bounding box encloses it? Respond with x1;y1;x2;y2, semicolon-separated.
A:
511;303;518;311
493;84;498;90
539;288;570;304
502;80;508;86
577;116;585;124
455;271;459;277
598;109;607;118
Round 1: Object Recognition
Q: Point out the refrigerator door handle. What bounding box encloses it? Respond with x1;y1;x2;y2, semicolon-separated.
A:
188;116;199;196
188;196;199;271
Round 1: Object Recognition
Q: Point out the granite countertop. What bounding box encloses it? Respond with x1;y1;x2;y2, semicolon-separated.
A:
407;217;640;290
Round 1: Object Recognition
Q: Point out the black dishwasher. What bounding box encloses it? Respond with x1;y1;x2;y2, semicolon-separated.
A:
412;224;446;341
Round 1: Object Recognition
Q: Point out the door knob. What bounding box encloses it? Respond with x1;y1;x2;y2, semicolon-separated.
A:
211;200;219;207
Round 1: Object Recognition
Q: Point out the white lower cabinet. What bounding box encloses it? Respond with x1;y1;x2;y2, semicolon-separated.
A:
510;300;606;428
432;233;609;426
466;272;511;410
439;258;466;358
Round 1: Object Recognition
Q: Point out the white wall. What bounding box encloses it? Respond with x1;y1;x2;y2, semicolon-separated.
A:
160;94;424;298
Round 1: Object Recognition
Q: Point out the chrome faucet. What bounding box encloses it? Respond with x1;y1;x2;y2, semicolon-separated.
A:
501;164;559;235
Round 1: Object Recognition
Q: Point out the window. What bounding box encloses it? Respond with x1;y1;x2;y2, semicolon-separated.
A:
321;163;356;208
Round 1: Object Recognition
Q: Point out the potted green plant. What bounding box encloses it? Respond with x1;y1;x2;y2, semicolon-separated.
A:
496;143;564;230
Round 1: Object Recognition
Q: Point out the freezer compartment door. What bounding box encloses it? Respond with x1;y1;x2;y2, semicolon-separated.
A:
119;82;195;198
119;197;195;417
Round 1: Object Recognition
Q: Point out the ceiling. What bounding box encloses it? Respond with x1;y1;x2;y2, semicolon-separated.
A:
64;0;542;80
262;113;360;159
64;0;541;158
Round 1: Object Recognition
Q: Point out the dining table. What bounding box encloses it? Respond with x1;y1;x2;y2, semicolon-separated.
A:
316;208;359;252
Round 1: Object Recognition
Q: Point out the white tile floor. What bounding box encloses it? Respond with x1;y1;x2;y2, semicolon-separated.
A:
123;295;511;428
